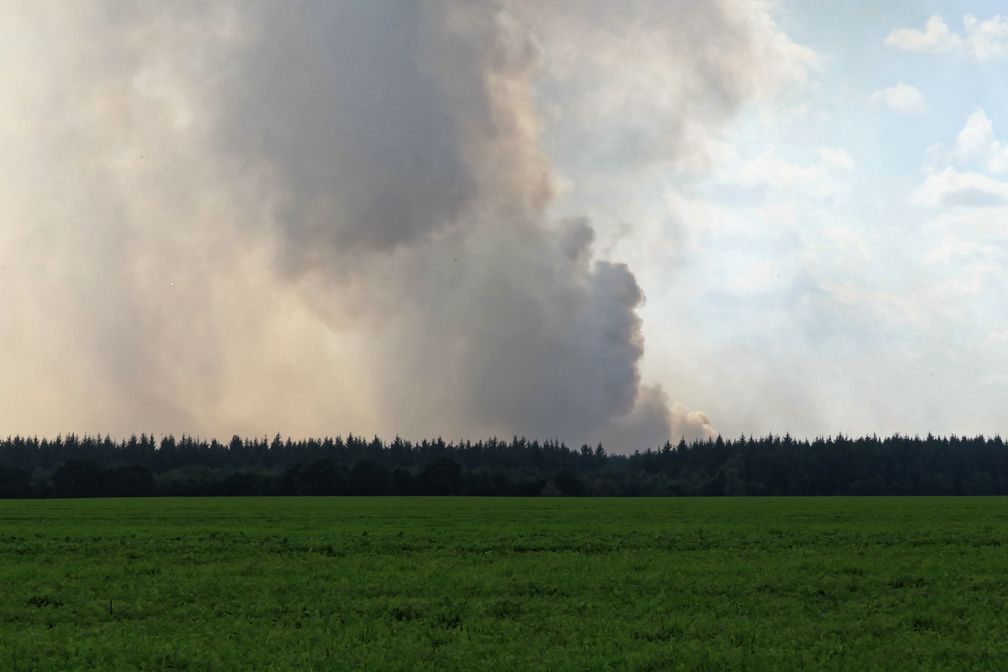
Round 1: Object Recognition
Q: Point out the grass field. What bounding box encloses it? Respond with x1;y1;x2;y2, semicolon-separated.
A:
1;497;1007;670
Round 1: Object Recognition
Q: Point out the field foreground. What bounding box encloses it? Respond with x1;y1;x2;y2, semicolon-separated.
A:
1;497;1007;670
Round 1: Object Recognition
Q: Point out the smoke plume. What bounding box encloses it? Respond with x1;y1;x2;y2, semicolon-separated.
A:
0;1;808;450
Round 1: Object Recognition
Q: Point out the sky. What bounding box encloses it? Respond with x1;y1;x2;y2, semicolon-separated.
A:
608;0;1008;440
1;1;1006;449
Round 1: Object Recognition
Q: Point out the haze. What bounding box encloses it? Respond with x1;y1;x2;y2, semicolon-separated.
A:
1;1;1005;450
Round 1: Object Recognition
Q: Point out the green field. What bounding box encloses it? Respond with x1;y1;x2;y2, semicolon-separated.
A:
1;497;1007;670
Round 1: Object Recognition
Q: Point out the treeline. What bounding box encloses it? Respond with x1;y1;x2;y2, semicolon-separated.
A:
1;433;1008;497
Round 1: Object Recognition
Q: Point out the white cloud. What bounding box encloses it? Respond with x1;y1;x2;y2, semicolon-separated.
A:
915;110;1008;210
953;108;1008;173
956;109;997;160
870;82;925;114
884;16;961;53
885;14;1008;60
911;168;1008;208
964;14;1008;59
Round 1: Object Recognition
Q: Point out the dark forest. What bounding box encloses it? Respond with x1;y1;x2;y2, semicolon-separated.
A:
1;433;1008;497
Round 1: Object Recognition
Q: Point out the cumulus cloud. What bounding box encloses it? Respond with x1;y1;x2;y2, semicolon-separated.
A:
964;14;1008;59
885;14;1008;60
885;16;962;53
870;83;926;115
913;110;1008;209
0;1;811;450
911;168;1008;208
954;108;1008;173
956;109;998;160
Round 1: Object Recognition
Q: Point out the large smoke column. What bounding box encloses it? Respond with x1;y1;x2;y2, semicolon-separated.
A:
0;1;808;450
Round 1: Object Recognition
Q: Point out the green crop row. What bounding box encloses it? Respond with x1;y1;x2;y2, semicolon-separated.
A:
0;497;1006;670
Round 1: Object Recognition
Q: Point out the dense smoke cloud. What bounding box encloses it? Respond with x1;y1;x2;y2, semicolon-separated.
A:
0;1;806;450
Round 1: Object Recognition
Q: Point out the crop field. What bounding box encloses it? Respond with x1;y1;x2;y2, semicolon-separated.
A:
1;498;1007;671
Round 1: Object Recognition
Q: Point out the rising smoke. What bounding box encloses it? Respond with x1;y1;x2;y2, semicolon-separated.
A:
0;1;809;450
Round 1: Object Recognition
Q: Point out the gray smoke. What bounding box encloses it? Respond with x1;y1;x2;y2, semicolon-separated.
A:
0;1;808;449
